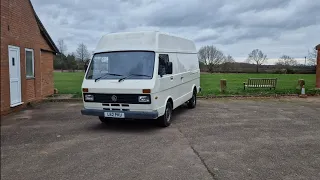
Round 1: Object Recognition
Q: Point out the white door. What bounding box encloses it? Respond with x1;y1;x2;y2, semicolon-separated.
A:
8;46;22;107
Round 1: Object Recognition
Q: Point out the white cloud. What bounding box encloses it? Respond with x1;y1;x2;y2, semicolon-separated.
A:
30;0;320;64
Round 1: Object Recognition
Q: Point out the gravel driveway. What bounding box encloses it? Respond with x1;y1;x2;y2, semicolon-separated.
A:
1;97;320;180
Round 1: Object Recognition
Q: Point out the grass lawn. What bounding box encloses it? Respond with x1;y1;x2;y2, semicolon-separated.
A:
54;72;318;97
54;72;84;95
200;73;317;96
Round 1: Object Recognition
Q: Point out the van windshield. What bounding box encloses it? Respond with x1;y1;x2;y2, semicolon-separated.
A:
86;51;155;80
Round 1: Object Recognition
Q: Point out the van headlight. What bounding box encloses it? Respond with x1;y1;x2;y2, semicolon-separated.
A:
138;96;150;103
84;94;94;101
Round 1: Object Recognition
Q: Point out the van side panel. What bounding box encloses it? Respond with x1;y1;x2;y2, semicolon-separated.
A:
157;33;196;53
170;53;184;108
153;52;200;117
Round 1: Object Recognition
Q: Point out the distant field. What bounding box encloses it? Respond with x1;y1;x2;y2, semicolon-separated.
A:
54;72;84;95
54;72;318;96
200;73;317;96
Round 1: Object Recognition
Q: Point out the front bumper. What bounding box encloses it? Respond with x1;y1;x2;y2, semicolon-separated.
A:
81;109;159;119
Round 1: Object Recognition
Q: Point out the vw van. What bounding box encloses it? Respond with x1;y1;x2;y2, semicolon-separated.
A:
81;31;201;127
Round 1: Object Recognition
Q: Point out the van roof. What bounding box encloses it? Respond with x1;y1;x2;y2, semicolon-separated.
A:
94;31;197;54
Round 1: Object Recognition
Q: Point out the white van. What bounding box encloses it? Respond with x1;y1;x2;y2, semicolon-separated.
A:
81;31;201;127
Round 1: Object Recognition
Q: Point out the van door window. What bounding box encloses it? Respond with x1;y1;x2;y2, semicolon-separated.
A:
158;54;172;76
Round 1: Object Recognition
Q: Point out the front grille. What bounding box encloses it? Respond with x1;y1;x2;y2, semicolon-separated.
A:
83;93;151;104
103;108;130;111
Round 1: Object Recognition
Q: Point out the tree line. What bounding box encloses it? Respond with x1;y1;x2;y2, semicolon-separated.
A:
53;40;317;73
197;45;236;73
198;45;317;73
54;39;91;71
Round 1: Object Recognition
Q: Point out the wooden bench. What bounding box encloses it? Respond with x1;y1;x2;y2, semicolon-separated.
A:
243;78;277;90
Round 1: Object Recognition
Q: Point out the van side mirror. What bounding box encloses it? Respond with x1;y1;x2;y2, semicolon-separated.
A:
166;62;172;74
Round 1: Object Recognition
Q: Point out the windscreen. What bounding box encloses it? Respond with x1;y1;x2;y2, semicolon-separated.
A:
86;51;155;80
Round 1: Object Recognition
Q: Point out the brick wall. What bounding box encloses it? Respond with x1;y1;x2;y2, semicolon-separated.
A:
41;51;54;97
26;80;36;101
0;0;55;115
316;45;320;88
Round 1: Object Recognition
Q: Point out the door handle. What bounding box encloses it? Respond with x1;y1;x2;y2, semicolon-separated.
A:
181;77;184;80
170;76;173;80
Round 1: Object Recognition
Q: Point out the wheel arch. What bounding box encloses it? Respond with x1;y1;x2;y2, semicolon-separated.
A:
158;96;174;117
191;84;198;94
165;96;174;108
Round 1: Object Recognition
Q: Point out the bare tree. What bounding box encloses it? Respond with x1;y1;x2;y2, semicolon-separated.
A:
224;55;235;63
307;48;317;65
76;43;90;63
56;39;68;71
246;49;267;73
57;39;67;55
276;55;298;66
198;45;225;73
221;55;235;72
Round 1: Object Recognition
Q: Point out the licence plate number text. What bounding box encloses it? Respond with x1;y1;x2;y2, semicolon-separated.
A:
104;112;125;118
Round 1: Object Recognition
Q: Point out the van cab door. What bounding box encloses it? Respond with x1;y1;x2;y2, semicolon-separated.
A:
157;54;178;108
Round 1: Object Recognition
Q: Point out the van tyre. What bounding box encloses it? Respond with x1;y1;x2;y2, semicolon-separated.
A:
99;116;110;124
158;101;173;127
187;90;197;109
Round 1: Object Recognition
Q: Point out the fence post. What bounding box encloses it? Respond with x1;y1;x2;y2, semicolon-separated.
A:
220;79;227;93
316;44;320;89
299;85;307;98
297;79;305;89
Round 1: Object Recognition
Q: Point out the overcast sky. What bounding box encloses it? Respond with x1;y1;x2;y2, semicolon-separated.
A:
31;0;319;64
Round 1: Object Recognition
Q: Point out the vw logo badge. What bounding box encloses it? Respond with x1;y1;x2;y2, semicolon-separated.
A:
111;95;117;102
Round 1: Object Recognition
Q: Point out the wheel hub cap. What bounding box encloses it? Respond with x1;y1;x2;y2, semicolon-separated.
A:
193;94;196;105
166;107;171;122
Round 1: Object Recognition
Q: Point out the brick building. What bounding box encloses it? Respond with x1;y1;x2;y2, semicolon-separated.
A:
1;0;59;115
316;44;320;89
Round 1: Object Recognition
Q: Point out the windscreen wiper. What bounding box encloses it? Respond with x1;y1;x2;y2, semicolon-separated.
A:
118;73;152;82
94;73;124;82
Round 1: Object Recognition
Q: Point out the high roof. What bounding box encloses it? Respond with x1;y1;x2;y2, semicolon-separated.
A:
94;31;197;54
28;0;59;54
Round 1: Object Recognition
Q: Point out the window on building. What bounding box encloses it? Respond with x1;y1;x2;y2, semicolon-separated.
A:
25;49;34;78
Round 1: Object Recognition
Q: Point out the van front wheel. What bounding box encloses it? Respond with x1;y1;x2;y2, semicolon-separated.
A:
187;90;197;109
157;101;173;127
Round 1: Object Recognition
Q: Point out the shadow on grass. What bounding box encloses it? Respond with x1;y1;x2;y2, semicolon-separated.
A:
199;87;320;97
72;93;82;98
